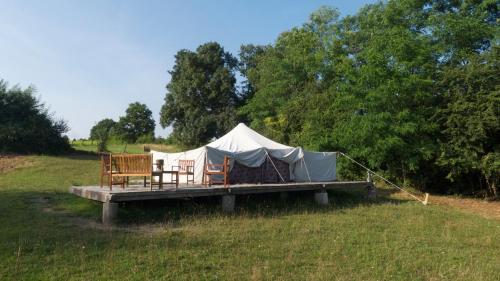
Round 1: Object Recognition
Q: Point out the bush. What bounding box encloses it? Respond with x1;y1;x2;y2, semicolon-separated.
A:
136;134;154;144
0;80;71;154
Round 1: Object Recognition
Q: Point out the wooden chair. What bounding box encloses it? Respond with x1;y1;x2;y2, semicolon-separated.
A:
100;154;153;190
172;159;195;185
203;156;230;187
100;154;114;187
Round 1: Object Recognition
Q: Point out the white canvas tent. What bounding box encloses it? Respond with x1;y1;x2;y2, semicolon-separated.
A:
151;123;336;184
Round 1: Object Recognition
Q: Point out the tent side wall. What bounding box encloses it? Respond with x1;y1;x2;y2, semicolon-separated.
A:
293;151;336;182
152;148;337;185
151;148;207;184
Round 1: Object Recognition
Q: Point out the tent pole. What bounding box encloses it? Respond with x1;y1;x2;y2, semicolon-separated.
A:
202;149;207;186
265;150;286;183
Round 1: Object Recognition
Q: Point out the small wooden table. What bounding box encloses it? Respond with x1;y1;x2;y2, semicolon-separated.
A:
152;170;179;190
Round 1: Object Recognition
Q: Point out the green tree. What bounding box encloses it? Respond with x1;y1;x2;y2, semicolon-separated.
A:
436;48;500;197
90;118;116;152
90;118;115;141
115;102;155;144
240;6;342;144
238;44;267;105
428;0;498;65
241;1;499;194
321;1;439;187
0;79;70;154
428;0;499;196
160;42;239;147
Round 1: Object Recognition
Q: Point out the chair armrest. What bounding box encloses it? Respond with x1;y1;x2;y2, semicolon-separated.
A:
171;165;180;171
186;165;194;173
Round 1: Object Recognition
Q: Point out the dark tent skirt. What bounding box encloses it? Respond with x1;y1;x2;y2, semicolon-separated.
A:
229;156;291;184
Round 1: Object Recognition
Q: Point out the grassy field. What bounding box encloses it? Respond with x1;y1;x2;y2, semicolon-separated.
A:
0;152;499;280
71;140;179;154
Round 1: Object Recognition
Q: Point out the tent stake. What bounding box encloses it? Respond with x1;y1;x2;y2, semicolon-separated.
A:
423;193;429;205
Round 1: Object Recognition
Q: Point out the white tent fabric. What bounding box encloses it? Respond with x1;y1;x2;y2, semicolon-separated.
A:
151;123;336;184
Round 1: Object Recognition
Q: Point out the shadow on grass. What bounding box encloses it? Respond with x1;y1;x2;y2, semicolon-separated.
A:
0;190;105;251
0;190;101;223
116;187;409;225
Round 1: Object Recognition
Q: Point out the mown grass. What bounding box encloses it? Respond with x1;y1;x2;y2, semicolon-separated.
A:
71;140;178;154
0;153;499;280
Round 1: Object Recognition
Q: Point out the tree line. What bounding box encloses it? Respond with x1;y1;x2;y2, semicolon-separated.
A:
0;80;156;154
160;0;499;197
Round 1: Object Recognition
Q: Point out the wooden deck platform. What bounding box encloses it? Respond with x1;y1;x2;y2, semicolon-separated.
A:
69;181;374;224
70;181;372;203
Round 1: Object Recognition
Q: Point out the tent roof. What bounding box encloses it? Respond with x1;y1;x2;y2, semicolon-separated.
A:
207;123;293;152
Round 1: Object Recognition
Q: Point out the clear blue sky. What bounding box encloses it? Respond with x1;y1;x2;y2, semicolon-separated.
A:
0;0;376;139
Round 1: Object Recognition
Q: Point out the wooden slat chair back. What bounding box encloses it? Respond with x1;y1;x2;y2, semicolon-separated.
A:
172;159;195;185
113;154;152;175
203;156;230;187
100;154;152;190
100;153;112;187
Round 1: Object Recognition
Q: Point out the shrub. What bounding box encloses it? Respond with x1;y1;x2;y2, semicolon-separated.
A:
0;80;71;154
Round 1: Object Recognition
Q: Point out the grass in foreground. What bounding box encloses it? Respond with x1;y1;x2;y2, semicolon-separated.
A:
0;154;499;280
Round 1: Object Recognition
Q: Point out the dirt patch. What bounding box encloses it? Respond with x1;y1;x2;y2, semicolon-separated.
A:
41;205;111;231
0;155;35;174
393;191;500;220
40;201;169;234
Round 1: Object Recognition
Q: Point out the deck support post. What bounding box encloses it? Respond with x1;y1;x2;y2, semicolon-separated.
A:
366;172;377;200
367;184;377;200
221;195;235;212
314;191;329;205
279;192;288;201
102;201;118;225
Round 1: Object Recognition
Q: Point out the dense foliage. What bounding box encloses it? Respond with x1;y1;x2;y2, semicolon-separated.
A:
115;102;155;144
0;80;71;154
89;118;116;152
158;1;498;196
436;48;500;197
160;42;240;147
239;1;499;196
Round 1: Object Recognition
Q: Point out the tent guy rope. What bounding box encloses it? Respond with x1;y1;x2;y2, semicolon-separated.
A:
338;152;429;205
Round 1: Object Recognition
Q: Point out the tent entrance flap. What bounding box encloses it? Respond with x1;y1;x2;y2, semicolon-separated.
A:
229;154;290;184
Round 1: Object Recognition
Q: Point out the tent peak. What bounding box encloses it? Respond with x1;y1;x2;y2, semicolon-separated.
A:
208;122;293;151
235;122;249;128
